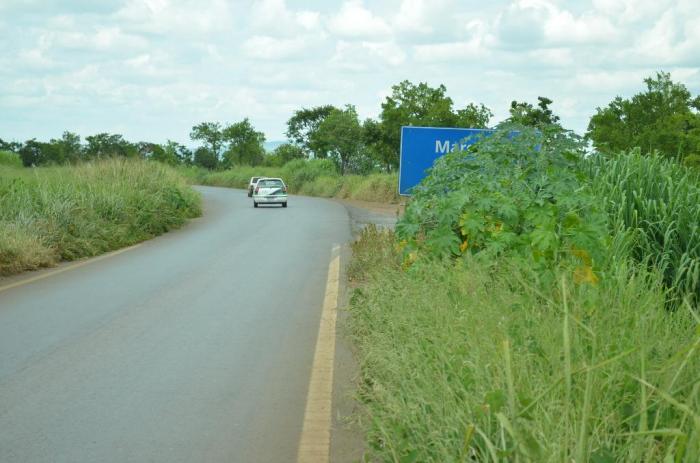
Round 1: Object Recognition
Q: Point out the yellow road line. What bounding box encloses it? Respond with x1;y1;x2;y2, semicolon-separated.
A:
297;245;341;463
0;243;142;294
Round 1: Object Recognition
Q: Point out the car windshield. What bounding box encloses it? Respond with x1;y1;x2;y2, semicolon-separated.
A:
258;180;284;188
252;177;261;182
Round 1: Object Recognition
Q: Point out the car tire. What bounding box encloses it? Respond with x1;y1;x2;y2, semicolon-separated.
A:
253;202;258;208
282;202;287;208
248;191;252;197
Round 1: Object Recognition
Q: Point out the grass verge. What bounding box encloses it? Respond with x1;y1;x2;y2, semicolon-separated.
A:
348;226;700;462
0;159;201;276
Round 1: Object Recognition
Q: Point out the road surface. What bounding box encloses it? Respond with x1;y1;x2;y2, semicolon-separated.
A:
0;186;351;462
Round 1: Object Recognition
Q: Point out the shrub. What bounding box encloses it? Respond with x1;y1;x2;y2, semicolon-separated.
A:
396;124;608;282
281;158;338;190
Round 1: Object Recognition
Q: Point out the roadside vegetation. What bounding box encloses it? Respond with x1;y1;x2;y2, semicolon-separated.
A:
348;123;700;461
0;154;201;276
350;228;699;462
345;73;700;462
181;160;399;203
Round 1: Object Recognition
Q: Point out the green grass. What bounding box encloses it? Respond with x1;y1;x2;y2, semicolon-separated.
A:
349;226;700;462
179;160;400;203
587;150;700;305
344;132;700;461
0;159;201;276
0;150;22;167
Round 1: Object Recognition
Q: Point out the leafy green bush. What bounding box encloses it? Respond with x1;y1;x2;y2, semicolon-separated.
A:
587;149;700;305
281;158;339;189
0;159;201;275
397;125;608;282
349;227;700;462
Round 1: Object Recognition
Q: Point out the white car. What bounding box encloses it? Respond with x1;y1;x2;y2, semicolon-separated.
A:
247;176;263;197
252;178;288;208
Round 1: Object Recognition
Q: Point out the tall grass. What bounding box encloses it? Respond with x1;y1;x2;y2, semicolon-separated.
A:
349;226;700;462
179;160;400;203
587;150;700;305
0;150;22;168
0;159;201;276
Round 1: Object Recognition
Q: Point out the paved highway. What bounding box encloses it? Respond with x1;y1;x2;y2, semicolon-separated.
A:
0;186;351;462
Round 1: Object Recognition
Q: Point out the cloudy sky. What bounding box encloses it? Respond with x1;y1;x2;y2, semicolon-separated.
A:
1;0;699;145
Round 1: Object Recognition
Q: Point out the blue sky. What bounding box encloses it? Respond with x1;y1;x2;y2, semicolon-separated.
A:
1;0;699;145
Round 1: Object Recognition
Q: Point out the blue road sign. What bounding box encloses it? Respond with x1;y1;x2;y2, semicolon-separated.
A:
398;126;493;195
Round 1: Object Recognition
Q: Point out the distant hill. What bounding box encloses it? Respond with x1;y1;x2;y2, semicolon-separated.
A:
264;141;286;152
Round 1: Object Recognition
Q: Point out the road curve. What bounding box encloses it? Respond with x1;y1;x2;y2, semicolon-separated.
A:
0;186;351;463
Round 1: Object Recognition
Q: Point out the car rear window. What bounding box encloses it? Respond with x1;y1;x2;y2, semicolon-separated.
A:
258;179;284;188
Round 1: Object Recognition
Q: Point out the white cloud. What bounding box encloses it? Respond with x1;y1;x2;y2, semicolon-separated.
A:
242;35;310;61
543;9;618;44
413;41;481;62
296;11;321;30
497;0;618;48
331;40;407;70
528;48;575;67
115;0;235;35
363;41;406;67
413;20;491;62
328;0;391;39
43;27;148;53
394;0;450;35
250;0;321;36
632;9;700;66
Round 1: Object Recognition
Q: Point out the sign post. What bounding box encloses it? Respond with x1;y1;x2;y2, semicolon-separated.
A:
398;126;493;195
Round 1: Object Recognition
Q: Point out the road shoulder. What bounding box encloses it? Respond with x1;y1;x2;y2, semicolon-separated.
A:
330;199;404;462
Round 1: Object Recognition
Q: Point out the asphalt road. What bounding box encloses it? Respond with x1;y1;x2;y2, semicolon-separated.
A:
0;186;351;463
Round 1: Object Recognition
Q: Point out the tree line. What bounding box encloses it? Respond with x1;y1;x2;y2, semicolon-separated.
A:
2;72;698;171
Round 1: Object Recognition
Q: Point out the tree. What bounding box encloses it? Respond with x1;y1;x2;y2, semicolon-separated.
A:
265;143;306;166
371;80;492;170
286;105;336;158
164;140;193;165
0;138;22;153
456;103;493;129
50;131;82;163
18;139;49;166
193;147;219;169
18;138;69;166
136;142;176;165
190;122;224;161
221;118;266;167
312;105;363;174
587;72;700;160
84;133;136;158
507;96;560;127
362;118;394;171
